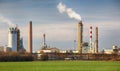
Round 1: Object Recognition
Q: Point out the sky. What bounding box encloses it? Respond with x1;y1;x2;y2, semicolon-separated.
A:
0;0;120;52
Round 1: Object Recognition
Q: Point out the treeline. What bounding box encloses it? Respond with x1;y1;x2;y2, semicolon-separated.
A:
91;54;120;61
0;52;34;62
45;53;120;61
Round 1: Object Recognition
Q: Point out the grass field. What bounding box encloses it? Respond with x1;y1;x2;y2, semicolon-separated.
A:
0;61;120;71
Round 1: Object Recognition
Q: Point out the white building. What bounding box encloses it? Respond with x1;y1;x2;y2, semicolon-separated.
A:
104;49;113;54
8;27;17;51
60;50;78;53
103;46;120;54
38;48;60;53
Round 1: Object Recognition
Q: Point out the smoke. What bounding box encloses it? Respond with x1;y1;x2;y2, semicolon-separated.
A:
0;16;16;27
57;2;81;21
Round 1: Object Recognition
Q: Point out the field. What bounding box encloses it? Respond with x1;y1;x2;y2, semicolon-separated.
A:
0;61;120;71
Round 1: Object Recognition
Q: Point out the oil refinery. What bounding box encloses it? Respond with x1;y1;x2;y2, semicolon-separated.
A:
0;20;120;60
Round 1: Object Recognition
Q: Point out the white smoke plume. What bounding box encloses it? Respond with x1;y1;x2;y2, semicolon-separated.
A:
0;16;16;27
57;2;81;21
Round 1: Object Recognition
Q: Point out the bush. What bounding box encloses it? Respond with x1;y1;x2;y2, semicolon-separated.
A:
0;52;34;62
40;54;48;61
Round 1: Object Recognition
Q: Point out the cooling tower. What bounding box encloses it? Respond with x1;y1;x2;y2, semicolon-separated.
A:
28;21;32;53
78;21;83;54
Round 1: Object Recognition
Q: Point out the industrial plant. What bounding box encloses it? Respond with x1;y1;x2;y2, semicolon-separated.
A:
0;20;120;61
0;25;25;52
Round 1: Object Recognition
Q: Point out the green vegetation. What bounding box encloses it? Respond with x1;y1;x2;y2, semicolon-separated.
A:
0;61;120;71
0;52;34;61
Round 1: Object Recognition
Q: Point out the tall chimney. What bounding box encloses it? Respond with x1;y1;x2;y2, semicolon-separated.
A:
43;33;46;49
95;27;98;53
89;26;93;53
78;21;83;54
28;21;32;53
43;34;45;46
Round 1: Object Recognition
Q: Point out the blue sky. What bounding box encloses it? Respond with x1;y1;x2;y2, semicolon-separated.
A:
0;0;120;52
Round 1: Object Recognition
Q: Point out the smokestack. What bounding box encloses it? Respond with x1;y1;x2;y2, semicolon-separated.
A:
89;26;93;53
78;21;83;54
42;33;47;49
43;34;46;47
95;27;98;53
28;21;32;54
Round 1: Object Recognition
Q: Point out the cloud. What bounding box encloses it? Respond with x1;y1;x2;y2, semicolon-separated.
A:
57;2;81;21
0;16;16;27
0;15;16;46
57;2;66;13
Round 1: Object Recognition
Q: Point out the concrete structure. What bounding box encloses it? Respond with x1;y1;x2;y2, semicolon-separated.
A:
8;27;17;51
20;38;24;49
37;47;59;60
19;38;26;52
28;21;33;53
82;42;89;53
95;27;98;53
17;27;20;51
78;21;83;54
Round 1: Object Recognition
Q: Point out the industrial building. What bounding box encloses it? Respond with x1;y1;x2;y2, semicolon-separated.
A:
6;25;25;52
36;21;101;60
103;46;120;54
8;27;18;51
38;33;59;53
